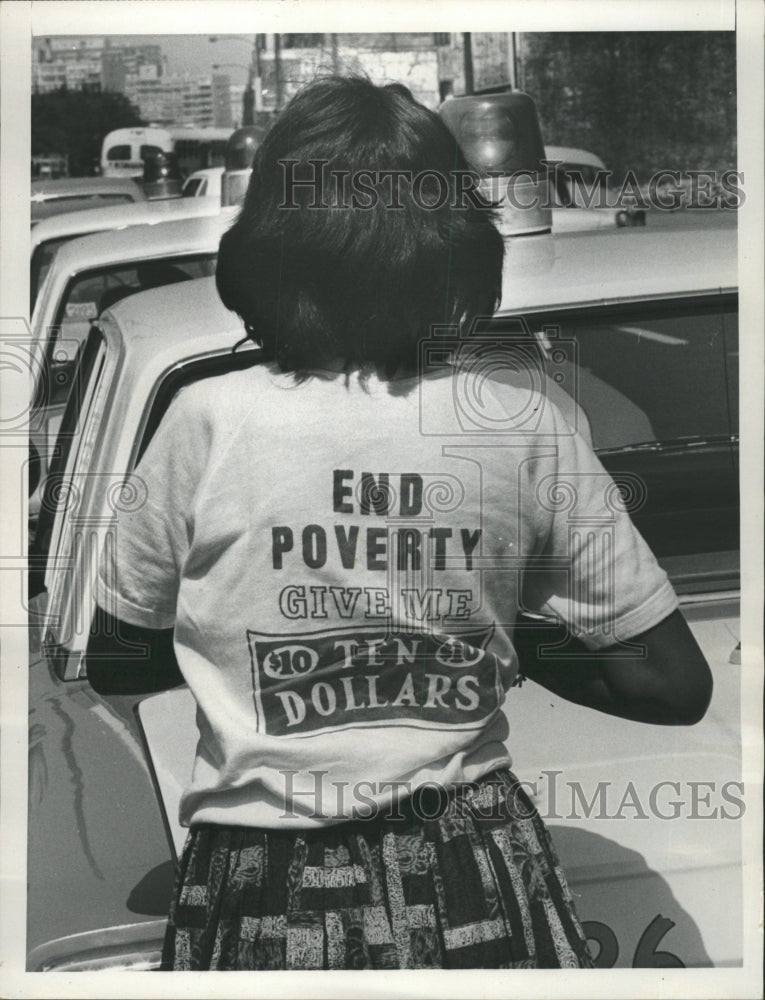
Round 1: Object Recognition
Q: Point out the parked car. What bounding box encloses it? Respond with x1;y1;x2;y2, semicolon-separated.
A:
30;196;223;311
182;166;224;201
545;145;646;229
31;178;147;226
28;208;236;516
27;225;740;970
544;145;607;203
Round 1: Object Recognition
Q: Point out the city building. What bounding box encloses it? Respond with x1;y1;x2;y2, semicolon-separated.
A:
241;33;515;113
123;67;232;128
211;74;234;129
33;37;162;93
32;36;234;129
32;33;516;125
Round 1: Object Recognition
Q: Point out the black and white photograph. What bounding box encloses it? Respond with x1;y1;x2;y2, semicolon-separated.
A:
0;1;762;997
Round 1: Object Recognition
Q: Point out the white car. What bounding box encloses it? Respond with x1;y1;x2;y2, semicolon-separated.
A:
28;209;236;509
181;166;224;201
27;225;741;970
30;196;223;309
545;145;607;203
31;177;147;225
545;145;646;229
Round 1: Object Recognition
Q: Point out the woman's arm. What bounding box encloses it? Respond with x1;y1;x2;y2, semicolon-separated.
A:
514;609;713;725
86;604;184;696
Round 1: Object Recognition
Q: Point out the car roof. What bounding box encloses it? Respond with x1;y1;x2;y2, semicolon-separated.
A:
101;226;737;371
499;225;736;312
544;145;606;169
104;273;240;351
46;206;236;275
30;196;222;249
31;177;144;202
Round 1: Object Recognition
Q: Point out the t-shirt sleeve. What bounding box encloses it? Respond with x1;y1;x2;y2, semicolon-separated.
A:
95;386;212;630
522;408;678;650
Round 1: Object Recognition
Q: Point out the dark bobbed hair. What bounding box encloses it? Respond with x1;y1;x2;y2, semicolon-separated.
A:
216;76;505;377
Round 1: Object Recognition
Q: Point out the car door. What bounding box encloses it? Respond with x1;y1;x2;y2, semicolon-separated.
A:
27;325;174;970
28;312;259;969
491;291;741;967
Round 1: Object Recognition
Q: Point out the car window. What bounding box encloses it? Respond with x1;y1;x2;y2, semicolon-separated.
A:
494;295;739;577
31;235;89;310
39;252;218;416
512;296;736;452
183;178;203;197
107;144;131;160
549;163;608;208
140;144;165;159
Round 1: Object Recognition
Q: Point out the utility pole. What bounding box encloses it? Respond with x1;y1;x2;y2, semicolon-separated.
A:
274;33;283;111
242;69;254;125
462;33;474;94
516;33;525;92
508;33;518;90
253;34;263;113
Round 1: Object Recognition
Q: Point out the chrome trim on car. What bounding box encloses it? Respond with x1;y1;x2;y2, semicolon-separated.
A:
26;920;166;972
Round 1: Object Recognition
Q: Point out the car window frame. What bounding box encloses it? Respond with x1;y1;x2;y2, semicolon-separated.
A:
133;344;263;468
494;291;739;452
494;290;739;592
51;252;220;332
38;323;120;680
32;251;220;450
31;233;97;311
41;338;258;679
38;325;108;593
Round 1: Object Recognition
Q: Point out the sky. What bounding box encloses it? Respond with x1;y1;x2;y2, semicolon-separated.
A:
134;34;258;84
39;33;262;86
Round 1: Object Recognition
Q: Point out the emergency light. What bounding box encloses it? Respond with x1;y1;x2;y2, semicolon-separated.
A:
439;92;552;237
141;151;183;200
221;126;265;207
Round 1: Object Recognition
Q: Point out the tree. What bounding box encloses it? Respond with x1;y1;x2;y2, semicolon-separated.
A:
522;32;736;180
32;88;145;177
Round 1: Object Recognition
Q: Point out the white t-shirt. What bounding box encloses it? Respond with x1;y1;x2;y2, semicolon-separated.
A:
96;361;677;829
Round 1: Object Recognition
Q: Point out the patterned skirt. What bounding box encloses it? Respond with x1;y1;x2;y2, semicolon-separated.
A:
160;769;593;970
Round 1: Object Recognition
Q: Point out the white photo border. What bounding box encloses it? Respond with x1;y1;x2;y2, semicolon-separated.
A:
1;1;762;997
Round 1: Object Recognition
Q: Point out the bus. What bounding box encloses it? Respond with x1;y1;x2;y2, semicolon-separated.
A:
101;126;234;180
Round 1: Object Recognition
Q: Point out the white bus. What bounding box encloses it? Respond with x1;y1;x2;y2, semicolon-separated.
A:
101;126;234;180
